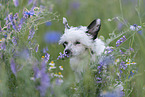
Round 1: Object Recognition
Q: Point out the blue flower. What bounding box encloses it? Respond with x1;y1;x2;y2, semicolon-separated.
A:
44;31;61;44
4;34;7;38
45;21;52;26
24;11;34;16
138;30;142;35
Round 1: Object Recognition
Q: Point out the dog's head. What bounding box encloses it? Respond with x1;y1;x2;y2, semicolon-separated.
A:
59;17;101;57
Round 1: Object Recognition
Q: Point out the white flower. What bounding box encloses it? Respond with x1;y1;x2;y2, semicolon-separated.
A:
50;73;54;77
108;19;111;21
58;78;63;83
130;25;136;31
58;72;63;78
130;25;142;31
49;61;55;66
59;66;63;70
126;59;131;62
48;65;56;70
54;73;59;77
131;62;136;65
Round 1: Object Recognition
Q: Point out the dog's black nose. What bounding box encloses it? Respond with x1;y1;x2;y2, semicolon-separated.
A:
65;49;71;54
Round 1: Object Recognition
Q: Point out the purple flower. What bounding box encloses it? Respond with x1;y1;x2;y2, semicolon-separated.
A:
57;52;69;60
119;50;124;54
120;61;127;70
8;14;13;22
116;36;126;47
4;34;7;38
28;28;35;40
12;22;17;30
35;45;39;52
127;47;134;52
0;26;2;32
13;0;19;7
43;47;48;53
44;53;50;63
13;13;18;20
10;58;17;76
12;37;17;46
18;18;25;30
1;42;6;50
33;61;50;96
105;47;114;54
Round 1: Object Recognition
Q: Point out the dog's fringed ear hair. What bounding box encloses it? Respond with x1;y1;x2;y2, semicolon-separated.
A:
63;17;70;29
87;19;101;40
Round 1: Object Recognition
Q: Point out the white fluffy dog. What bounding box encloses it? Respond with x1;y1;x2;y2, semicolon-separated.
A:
59;17;105;81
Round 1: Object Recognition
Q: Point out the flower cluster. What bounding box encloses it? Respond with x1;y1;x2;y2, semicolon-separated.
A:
104;46;114;54
130;24;142;31
116;36;126;47
57;52;69;60
48;61;64;85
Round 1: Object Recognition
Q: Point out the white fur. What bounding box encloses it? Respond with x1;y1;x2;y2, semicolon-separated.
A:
59;25;105;81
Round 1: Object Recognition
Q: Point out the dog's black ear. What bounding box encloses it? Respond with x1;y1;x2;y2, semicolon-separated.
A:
87;19;101;40
63;17;70;29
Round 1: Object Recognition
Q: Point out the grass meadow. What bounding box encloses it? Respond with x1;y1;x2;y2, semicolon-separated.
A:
0;0;145;97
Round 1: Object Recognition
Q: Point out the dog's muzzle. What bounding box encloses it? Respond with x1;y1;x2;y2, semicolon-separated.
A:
65;49;72;56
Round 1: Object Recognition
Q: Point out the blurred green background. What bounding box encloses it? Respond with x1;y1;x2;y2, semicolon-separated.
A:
0;0;145;96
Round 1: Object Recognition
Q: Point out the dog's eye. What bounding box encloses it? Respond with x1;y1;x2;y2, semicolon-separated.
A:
63;41;68;45
75;41;80;45
63;41;68;47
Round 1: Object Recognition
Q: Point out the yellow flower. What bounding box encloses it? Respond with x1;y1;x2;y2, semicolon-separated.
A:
58;72;62;75
41;56;45;58
126;62;130;65
0;39;2;42
51;61;54;64
132;70;135;73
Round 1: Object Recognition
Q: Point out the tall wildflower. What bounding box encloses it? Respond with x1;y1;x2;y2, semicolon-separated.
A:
33;60;50;96
10;58;17;76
